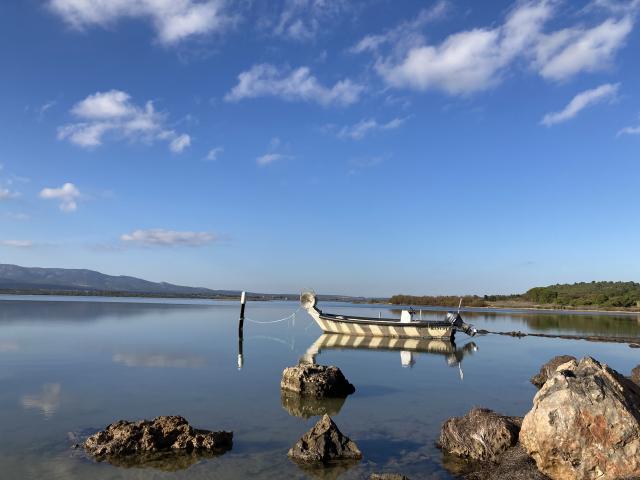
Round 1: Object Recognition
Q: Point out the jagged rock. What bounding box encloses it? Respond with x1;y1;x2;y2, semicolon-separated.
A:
530;355;576;389
280;390;346;418
370;474;411;480
631;365;640;386
520;357;640;480
281;363;355;397
439;408;521;462
288;414;362;463
84;416;232;458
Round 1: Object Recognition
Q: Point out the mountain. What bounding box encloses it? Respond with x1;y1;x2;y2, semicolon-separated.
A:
0;263;236;297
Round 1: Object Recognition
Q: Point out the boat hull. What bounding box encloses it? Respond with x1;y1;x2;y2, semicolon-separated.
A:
308;308;454;339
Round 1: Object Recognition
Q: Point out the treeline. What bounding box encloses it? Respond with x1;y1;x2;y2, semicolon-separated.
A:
389;295;487;307
390;282;640;310
520;281;640;308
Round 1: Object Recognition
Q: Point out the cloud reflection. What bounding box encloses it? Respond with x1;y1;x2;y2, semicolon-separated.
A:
0;340;20;352
21;383;62;418
113;353;205;368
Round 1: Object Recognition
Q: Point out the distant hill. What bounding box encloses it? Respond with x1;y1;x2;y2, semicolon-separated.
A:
0;263;236;297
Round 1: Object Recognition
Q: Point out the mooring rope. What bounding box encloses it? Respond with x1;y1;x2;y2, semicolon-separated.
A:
244;307;301;325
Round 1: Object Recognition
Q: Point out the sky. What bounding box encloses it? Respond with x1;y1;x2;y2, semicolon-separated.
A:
1;0;639;297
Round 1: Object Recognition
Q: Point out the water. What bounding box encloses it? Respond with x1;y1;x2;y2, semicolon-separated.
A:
0;296;639;479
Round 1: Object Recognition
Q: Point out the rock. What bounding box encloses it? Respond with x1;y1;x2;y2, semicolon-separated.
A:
461;445;549;480
281;363;355;398
632;365;640;385
288;414;362;464
280;390;346;418
530;355;576;389
629;343;640;349
84;415;232;458
438;408;521;462
520;356;640;480
369;474;411;480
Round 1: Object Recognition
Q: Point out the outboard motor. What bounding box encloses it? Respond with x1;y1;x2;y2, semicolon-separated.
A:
446;312;477;337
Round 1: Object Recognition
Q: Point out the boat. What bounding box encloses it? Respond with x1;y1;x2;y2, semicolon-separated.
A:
301;333;478;370
300;291;477;340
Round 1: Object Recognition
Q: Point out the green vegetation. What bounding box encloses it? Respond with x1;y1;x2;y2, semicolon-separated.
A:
392;281;640;311
519;281;640;308
389;295;487;307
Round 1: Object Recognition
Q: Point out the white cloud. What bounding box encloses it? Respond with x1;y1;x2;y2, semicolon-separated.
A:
617;118;640;136
48;0;232;45
374;0;554;95
113;352;205;368
351;0;450;54
534;16;633;81
58;90;191;152
5;212;30;221
336;117;406;140
0;188;20;200
256;153;287;166
121;228;216;246
205;146;223;161
169;133;191;153
1;240;33;248
271;0;352;41
225;64;363;106
541;83;619;126
359;0;635;95
39;183;81;212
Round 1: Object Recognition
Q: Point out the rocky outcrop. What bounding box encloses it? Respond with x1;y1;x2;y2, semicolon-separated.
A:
631;365;640;386
530;355;576;389
288;414;361;463
281;363;355;397
370;474;411;480
280;390;346;418
84;416;232;459
439;408;521;462
520;357;640;480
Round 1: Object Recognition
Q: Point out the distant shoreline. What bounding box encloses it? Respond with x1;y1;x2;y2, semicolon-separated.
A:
2;290;640;316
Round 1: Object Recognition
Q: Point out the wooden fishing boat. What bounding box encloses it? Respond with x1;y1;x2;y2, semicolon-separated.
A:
300;291;477;340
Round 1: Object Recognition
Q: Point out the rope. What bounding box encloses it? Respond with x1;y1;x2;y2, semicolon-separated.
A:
243;307;301;325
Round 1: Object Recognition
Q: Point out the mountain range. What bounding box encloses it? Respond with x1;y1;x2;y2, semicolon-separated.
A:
0;263;236;297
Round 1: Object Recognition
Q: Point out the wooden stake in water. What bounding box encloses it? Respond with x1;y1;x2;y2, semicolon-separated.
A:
238;291;246;370
238;291;246;336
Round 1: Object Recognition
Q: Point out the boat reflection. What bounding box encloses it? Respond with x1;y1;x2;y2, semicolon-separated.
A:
302;334;478;378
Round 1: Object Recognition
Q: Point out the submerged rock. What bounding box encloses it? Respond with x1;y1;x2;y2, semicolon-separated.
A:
280;390;347;418
288;414;362;464
520;357;640;480
530;355;576;389
281;363;355;397
439;408;520;462
84;416;232;460
461;445;549;480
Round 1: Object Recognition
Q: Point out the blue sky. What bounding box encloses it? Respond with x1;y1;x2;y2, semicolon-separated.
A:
1;0;639;296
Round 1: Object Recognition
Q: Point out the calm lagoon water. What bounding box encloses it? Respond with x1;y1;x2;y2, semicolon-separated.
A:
1;296;639;479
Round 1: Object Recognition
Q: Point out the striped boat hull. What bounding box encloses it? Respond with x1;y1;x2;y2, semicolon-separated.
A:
307;308;454;339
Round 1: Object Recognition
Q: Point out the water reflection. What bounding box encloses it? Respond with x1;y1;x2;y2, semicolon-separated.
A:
0;340;20;352
302;334;477;378
88;450;226;471
112;353;206;368
280;390;347;419
21;383;61;418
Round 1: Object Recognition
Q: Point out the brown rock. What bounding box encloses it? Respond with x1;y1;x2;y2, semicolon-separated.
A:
439;408;521;462
281;363;355;397
288;414;361;463
631;365;640;386
370;474;410;480
520;356;640;480
461;445;549;480
84;415;232;458
530;355;576;389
